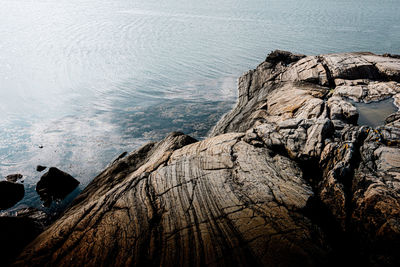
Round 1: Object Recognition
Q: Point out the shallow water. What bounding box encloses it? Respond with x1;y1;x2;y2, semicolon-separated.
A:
1;0;400;212
354;98;398;128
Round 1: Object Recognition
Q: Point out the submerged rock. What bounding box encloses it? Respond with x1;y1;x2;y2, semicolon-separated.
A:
14;51;400;266
0;181;24;210
36;167;79;207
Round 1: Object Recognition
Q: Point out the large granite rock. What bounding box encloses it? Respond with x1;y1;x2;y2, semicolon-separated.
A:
13;51;400;266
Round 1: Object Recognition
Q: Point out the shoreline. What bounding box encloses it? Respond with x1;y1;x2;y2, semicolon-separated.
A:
5;50;400;266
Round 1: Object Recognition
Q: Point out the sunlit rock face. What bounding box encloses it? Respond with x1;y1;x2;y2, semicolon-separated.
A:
14;52;400;266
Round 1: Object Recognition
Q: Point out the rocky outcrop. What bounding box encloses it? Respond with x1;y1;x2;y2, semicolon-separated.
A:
14;51;400;266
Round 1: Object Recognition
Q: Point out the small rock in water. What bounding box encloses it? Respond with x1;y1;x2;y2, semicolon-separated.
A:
36;165;47;172
36;167;79;207
5;174;23;183
0;181;25;210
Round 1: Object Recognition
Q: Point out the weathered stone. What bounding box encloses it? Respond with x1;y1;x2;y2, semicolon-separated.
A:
14;132;330;267
385;112;400;124
321;52;381;80
350;122;400;265
327;96;358;126
395;93;400;108
362;54;400;82
333;81;400;103
281;56;330;86
253;117;333;160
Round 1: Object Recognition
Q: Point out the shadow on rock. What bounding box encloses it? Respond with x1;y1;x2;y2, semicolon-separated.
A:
0;181;24;210
0;208;49;266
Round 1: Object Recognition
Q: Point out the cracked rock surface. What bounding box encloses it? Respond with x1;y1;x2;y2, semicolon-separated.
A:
14;51;400;266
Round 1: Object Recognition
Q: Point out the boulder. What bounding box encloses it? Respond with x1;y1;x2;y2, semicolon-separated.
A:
36;167;80;207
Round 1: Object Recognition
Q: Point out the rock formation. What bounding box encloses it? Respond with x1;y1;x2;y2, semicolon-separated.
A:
36;167;80;207
13;51;400;266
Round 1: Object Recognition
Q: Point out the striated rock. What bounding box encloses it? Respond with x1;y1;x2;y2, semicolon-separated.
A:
0;181;24;210
326;96;358;128
280;56;330;86
250;117;333;160
321;52;381;80
13;51;400;266
15;132;330;267
211;51;400;137
333;80;400;103
36;167;80;207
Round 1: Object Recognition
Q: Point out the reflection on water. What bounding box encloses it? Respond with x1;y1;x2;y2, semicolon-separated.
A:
0;0;400;212
354;98;398;128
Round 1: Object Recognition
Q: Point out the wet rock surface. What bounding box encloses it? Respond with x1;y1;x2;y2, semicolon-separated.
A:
36;167;80;207
14;51;400;266
0;181;24;210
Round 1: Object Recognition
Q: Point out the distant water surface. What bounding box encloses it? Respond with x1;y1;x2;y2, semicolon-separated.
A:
0;0;399;212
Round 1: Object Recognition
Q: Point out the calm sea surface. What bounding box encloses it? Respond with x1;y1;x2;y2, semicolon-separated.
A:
1;0;399;212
